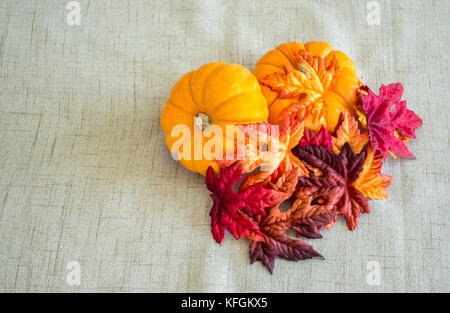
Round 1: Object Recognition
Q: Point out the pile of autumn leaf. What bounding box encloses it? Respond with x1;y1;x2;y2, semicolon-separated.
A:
205;80;422;273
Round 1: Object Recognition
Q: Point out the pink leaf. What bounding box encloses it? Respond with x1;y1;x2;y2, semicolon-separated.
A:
360;83;423;159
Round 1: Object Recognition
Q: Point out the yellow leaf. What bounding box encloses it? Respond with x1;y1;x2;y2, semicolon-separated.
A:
332;109;369;154
354;145;392;200
259;49;345;133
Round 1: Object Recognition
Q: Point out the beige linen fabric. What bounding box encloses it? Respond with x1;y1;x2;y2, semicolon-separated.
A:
0;0;448;292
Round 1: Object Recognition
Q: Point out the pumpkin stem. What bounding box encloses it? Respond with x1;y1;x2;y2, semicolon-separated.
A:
298;65;311;79
194;112;210;130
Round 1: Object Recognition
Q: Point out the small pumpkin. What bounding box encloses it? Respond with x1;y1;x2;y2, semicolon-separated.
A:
161;62;269;176
253;41;361;132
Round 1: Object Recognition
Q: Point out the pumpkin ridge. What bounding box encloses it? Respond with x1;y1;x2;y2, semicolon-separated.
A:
254;63;284;71
305;41;334;58
201;63;229;109
211;90;260;115
166;99;196;116
188;71;201;112
327;90;345;103
276;46;298;68
209;68;258;112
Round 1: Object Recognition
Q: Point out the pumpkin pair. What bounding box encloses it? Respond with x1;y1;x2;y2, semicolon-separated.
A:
161;42;361;175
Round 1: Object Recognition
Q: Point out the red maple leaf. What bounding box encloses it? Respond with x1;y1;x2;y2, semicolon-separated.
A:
250;236;323;274
360;83;423;159
243;156;335;273
298;125;332;150
206;165;284;244
292;143;370;230
289;187;341;239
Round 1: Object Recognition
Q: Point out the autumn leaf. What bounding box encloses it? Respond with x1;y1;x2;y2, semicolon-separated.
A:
217;122;287;175
206;165;284;244
218;113;309;187
248;184;338;273
259;50;340;131
332;110;369;154
354;145;392;200
292;143;370;231
241;156;336;273
298;125;332;151
239;154;301;195
329;110;391;200
292;48;340;93
289;185;341;239
249;235;322;274
259;64;324;100
359;83;423;159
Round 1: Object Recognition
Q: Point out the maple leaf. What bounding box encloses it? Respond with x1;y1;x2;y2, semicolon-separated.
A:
332;110;369;154
329;110;391;200
289;186;341;239
217;122;287;175
360;83;423;159
243;156;335;273
206;165;284;244
239;154;301;196
259;50;340;131
354;145;392;200
259;64;324;100
298;125;332;150
250;235;322;274
292;143;370;231
218;113;309;187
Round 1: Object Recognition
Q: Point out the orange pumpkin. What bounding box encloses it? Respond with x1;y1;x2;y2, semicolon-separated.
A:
253;41;361;132
161;62;269;176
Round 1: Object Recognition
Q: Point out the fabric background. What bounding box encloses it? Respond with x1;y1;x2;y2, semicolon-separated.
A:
0;0;448;292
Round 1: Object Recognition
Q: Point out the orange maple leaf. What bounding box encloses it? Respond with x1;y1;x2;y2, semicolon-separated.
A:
331;110;391;200
354;145;393;200
259;50;341;132
331;109;369;154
